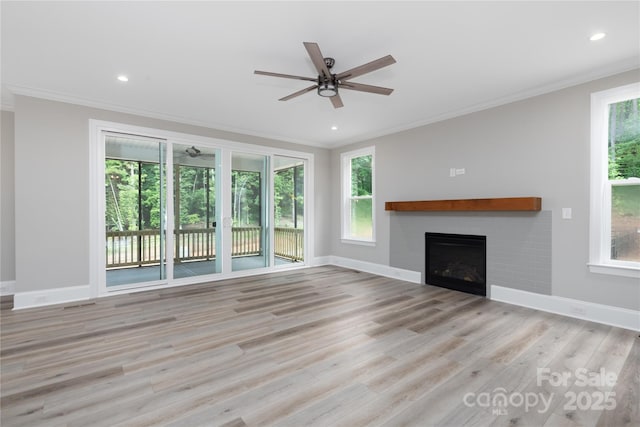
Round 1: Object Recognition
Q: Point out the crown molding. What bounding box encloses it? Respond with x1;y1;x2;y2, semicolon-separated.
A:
323;57;640;148
5;84;330;149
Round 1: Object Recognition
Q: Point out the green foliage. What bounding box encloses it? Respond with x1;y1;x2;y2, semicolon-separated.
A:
351;155;372;196
609;98;640;180
105;160;140;231
183;213;202;225
141;163;162;229
177;167;215;228
106;159;216;231
612;184;640;216
274;165;304;227
609;139;640;179
232;170;262;226
106;158;305;232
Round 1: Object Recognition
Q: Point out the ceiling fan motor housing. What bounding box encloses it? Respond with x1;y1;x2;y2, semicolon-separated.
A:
324;57;335;69
318;58;338;97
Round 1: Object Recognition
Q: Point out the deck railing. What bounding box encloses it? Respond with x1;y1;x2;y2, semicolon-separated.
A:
274;227;304;261
106;227;303;268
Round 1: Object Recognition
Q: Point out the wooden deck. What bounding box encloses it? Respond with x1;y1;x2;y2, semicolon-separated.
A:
1;266;637;426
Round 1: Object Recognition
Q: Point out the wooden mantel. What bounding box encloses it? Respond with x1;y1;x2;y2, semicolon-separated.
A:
385;197;542;212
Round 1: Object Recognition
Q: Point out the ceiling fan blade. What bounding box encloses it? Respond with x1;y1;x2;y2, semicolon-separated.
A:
254;70;316;82
339;81;394;96
303;42;332;78
336;55;396;81
330;94;344;109
279;85;318;101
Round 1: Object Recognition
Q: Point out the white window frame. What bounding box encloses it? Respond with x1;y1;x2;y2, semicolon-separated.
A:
589;82;640;278
341;146;375;245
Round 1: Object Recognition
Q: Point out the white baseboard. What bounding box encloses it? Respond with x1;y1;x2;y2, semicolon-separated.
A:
311;256;332;267
491;285;640;332
14;285;91;310
0;280;16;296
329;256;422;284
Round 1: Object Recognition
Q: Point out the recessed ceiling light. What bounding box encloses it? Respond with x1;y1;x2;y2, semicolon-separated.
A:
117;75;129;82
331;125;338;131
590;32;606;41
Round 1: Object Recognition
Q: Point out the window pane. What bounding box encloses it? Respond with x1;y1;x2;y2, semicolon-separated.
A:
350;197;373;240
105;159;139;232
611;184;640;262
274;157;304;263
232;170;262;226
351;155;372;197
104;134;166;286
231;152;269;272
608;98;640;180
177;166;215;229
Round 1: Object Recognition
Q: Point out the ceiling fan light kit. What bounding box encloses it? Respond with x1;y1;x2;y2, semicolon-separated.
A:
318;78;338;97
255;42;395;108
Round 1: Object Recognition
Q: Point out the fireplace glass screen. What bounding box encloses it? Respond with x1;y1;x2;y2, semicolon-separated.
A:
425;232;486;296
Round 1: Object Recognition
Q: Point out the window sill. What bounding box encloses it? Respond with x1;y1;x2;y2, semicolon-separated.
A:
588;263;640;279
341;239;376;247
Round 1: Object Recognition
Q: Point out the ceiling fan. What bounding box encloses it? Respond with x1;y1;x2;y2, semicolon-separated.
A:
176;146;216;161
255;42;396;108
185;146;203;158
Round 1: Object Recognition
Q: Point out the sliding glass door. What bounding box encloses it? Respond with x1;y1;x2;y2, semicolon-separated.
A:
172;143;221;279
96;124;311;294
105;133;167;287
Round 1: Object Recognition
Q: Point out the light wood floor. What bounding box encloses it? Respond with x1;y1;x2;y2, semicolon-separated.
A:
1;266;638;426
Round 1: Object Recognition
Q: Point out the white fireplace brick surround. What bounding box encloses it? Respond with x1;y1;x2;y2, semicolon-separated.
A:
389;211;552;297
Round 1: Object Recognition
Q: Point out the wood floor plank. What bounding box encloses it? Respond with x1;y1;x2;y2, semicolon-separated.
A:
1;266;637;427
595;335;640;426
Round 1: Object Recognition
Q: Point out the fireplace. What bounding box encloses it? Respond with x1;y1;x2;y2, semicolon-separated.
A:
425;232;486;296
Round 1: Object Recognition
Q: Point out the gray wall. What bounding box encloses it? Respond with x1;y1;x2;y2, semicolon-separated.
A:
332;69;640;311
13;96;331;293
1;110;16;283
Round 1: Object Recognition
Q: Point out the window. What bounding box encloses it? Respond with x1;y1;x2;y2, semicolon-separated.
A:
341;147;375;243
589;82;640;277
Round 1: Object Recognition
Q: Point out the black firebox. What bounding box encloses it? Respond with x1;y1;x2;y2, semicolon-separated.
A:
425;232;487;296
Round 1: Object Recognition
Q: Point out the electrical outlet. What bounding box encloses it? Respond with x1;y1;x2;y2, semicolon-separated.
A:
449;168;456;177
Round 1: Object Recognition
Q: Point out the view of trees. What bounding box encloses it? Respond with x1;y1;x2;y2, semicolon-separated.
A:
351;155;373;197
274;165;304;228
232;170;262;226
609;98;640;180
106;160;163;231
608;97;640;262
107;159;306;232
176;166;215;229
106;160;215;232
350;155;373;240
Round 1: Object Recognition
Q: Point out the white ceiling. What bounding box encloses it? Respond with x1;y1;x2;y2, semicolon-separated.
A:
2;1;639;148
